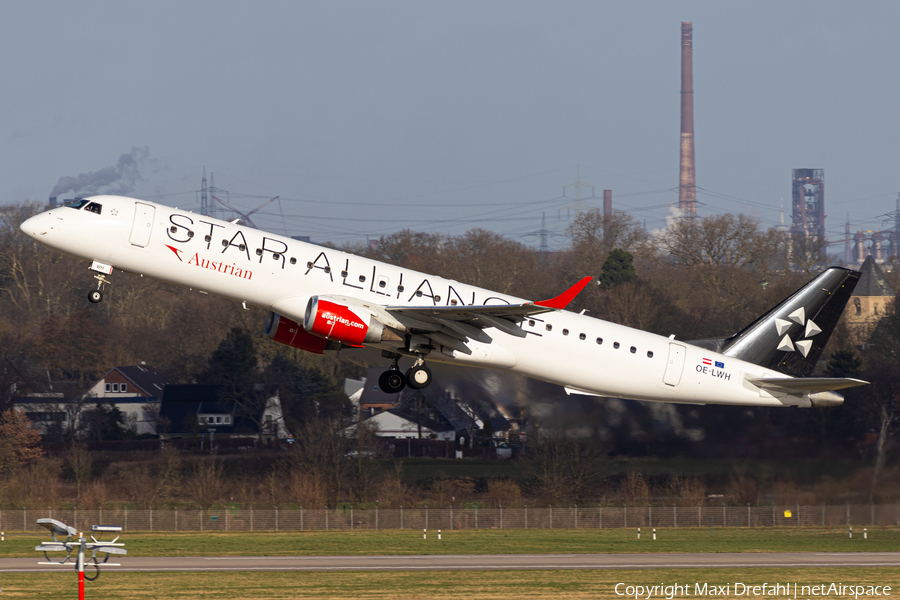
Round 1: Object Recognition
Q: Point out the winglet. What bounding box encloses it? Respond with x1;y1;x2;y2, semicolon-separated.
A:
535;276;593;309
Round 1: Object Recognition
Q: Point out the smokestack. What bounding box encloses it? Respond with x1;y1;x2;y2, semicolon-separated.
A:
49;196;58;209
603;190;612;218
679;22;697;218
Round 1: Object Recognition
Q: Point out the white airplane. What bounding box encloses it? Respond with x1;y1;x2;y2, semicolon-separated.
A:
21;195;867;407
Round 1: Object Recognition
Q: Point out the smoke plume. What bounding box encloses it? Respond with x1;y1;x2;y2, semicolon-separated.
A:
50;146;151;198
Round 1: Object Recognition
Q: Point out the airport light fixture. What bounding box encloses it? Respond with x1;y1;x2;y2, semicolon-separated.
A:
35;519;127;600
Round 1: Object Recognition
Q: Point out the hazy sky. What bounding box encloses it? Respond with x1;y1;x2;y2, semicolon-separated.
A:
3;1;899;250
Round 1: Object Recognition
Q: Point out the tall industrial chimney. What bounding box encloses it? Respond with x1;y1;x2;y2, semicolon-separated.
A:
679;22;697;218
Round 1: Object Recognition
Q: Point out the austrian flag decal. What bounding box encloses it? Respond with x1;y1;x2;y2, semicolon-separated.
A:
697;357;730;380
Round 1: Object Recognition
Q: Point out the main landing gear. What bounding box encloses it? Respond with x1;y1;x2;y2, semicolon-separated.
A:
87;262;113;303
378;353;433;394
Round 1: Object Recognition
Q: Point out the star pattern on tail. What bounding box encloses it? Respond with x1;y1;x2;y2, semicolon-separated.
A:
774;307;822;357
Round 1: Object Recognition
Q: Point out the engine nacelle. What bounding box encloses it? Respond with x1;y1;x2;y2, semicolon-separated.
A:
303;296;385;345
265;312;341;354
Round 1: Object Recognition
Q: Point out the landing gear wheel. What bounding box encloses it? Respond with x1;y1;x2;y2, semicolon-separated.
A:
406;363;432;390
88;289;103;303
379;369;406;394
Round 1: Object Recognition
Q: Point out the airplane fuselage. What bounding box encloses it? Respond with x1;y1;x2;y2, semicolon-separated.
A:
21;195;808;407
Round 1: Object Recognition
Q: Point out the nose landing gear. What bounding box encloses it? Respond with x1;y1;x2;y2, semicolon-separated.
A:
87;261;113;304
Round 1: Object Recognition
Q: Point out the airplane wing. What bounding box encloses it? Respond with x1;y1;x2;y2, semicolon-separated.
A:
745;376;868;393
355;277;593;354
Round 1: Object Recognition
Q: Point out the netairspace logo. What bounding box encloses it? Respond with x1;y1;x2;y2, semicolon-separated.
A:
614;582;892;600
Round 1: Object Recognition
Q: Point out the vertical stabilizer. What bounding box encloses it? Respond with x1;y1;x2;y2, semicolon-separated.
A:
721;267;859;376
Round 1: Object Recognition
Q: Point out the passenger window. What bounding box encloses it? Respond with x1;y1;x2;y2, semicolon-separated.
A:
359;275;366;283
630;346;637;354
205;235;212;242
451;299;457;305
435;295;441;302
579;333;586;340
596;338;603;345
562;329;569;336
415;290;423;297
379;280;386;288
613;342;620;349
290;257;297;265
341;270;349;278
647;351;654;358
545;324;552;332
324;266;331;273
398;285;405;292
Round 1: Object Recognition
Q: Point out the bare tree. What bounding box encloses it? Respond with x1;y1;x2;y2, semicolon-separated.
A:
529;430;608;505
186;457;225;509
287;418;352;506
660;213;791;286
0;408;44;473
788;233;829;276
566;208;647;278
66;442;93;500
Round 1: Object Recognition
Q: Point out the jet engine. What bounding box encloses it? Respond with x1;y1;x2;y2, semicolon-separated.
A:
303;296;388;345
265;312;341;354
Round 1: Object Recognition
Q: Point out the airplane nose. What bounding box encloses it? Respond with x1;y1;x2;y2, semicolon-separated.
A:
20;214;44;240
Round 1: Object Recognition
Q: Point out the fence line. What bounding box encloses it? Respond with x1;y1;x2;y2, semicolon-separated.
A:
3;504;900;533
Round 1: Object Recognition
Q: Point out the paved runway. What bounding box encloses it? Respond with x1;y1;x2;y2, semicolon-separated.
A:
3;552;900;573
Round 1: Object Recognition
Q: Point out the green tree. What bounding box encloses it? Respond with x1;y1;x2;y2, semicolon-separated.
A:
203;327;257;389
598;248;637;290
826;349;864;378
81;402;129;441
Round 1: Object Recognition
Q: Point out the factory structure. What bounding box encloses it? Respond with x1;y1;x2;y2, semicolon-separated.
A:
676;22;894;270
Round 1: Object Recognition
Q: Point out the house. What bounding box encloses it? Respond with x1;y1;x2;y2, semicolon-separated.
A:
356;367;401;418
157;384;291;441
84;363;169;435
13;393;72;435
349;369;511;445
356;408;456;440
847;255;895;346
13;364;168;437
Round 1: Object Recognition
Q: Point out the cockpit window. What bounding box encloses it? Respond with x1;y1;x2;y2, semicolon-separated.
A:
65;199;90;210
85;202;102;215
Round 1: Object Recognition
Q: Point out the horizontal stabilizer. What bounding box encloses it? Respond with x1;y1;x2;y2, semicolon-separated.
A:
745;376;868;393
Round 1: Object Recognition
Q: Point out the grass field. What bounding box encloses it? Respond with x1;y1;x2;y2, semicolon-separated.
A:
3;527;899;559
1;567;898;599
